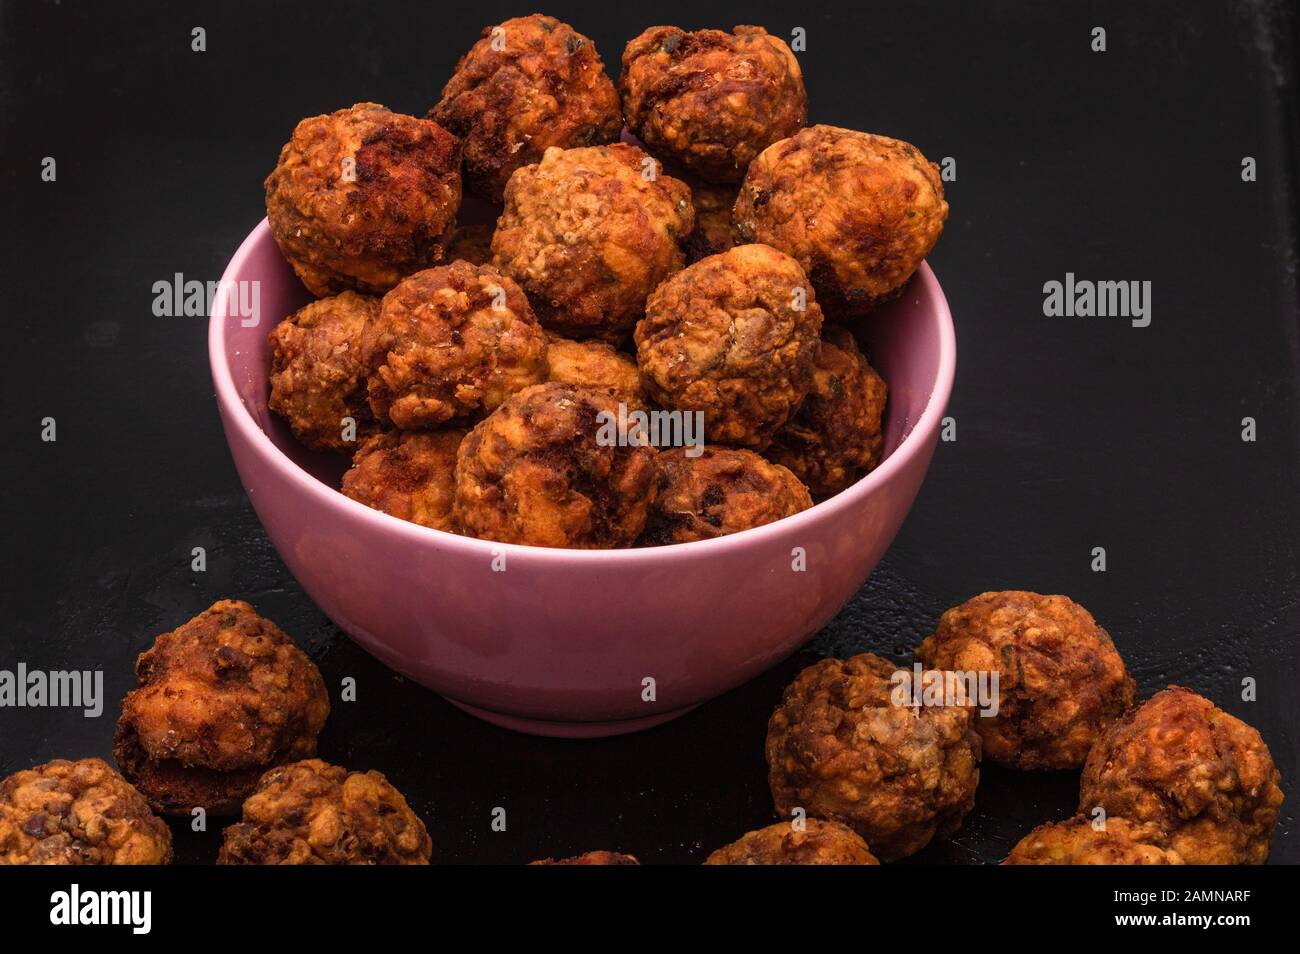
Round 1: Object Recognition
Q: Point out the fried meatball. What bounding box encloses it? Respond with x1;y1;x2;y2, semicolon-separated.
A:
767;325;888;495
1079;687;1284;865
361;261;548;429
455;382;658;548
915;592;1135;771
735;125;948;316
430;14;622;201
640;447;811;545
704;819;879;865
217;760;430;865
0;759;171;865
546;334;645;400
113;600;330;816
1004;816;1183;865
491;144;694;342
265;102;462;296
620;25;806;184
765;652;981;862
685;179;740;262
267;291;381;453
529;851;640;865
341;429;466;532
442;222;496;266
635;244;822;448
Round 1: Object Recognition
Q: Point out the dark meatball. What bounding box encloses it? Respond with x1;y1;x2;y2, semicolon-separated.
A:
265;102;461;296
341;429;466;532
529;851;640;865
620;25;806;183
735;125;947;316
635;243;822;448
684;179;740;262
704;819;879;865
1004;816;1183;865
442;222;496;267
267;291;381;453
430;14;622;201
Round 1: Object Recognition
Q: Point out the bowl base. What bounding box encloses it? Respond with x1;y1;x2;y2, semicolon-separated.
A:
443;698;701;738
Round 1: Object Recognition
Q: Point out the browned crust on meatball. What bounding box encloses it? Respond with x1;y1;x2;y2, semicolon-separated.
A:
361;261;548;429
734;125;947;316
765;652;981;862
0;758;172;865
620;25;806;184
491;144;694;342
545;334;646;401
529;851;640;865
635;243;822;448
113;600;330;816
442;222;496;267
767;325;887;495
268;291;382;453
704;818;879;865
684;179;740;262
455;382;658;548
430;15;622;202
217;760;430;865
639;446;811;545
1003;815;1183;865
915;592;1136;771
265;103;462;296
341;429;466;531
1078;687;1284;864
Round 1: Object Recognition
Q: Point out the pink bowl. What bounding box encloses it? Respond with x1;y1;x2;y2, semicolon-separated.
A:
208;221;955;736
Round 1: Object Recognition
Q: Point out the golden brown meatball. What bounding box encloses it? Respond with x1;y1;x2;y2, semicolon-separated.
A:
529;851;640;865
620;25;806;183
0;759;172;865
684;179;740;262
767;325;888;495
491;144;694;342
545;334;645;400
704;819;879;865
635;243;822;448
442;222;496;267
265;103;461;296
1079;687;1284;865
217;760;430;865
430;14;622;201
341;429;466;532
765;652;981;862
455;382;658;548
267;291;381;453
640;447;811;545
735;125;948;316
915;592;1135;771
361;261;548;429
113;600;330;816
1004;816;1183;865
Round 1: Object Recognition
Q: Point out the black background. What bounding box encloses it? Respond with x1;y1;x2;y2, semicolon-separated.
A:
1;0;1297;866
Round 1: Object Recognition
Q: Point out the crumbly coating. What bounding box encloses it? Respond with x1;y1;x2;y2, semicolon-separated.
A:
265;103;461;296
529;851;640;865
639;446;811;545
113;600;330;815
267;291;382;453
217;760;430;865
491;144;694;342
361;261;548;429
442;222;496;267
704;819;879;865
634;243;822;448
1078;687;1284;865
767;325;888;495
915;591;1135;771
685;179;740;262
430;14;622;201
454;382;658;548
734;125;947;316
341;429;466;531
1004;816;1183;865
545;334;645;401
0;759;172;865
620;25;806;184
765;652;981;862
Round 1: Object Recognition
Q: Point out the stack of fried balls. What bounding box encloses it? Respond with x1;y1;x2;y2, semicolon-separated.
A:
262;14;941;548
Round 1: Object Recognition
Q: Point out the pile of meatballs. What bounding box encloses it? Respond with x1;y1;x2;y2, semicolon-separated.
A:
263;14;945;547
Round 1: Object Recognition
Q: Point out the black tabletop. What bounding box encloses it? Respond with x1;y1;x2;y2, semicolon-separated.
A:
1;0;1297;865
